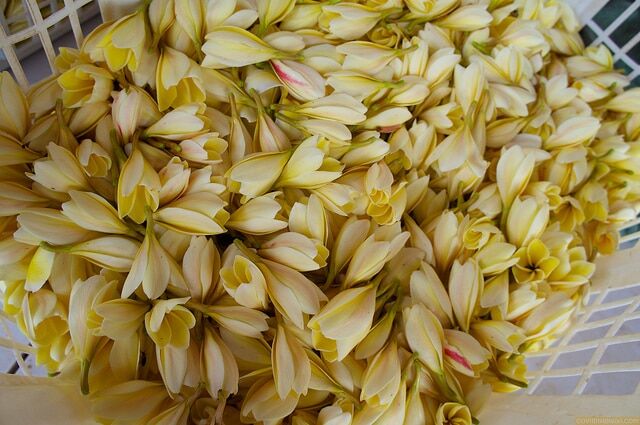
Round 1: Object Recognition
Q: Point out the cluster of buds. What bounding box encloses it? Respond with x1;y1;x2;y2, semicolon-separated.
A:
1;0;640;424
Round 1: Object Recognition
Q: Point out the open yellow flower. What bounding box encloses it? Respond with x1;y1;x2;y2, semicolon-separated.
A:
513;239;560;284
58;64;113;108
156;47;206;111
94;10;149;72
220;247;269;309
435;402;472;425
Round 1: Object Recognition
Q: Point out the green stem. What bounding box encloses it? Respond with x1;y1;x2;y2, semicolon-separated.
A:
80;358;91;395
110;130;128;169
39;241;72;253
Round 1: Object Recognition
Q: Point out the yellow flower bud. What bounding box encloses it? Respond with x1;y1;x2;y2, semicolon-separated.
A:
360;341;401;406
280;3;322;30
117;149;161;224
428;210;462;273
355;308;395;360
289;194;327;244
404;303;444;374
0;71;29;139
202;26;288;69
112;86;162;144
227;150;291;198
318;405;352;425
506;196;549;247
444;329;490;377
174;0;205;53
28;143;91;193
154;191;229;235
312;182;357;216
410;261;454;328
182;236;221;303
518;292;576;340
148;0;175;45
122;225;180;299
362;106;413;131
28;76;62;119
605;87;640;113
69;236;140;272
449;259;482;332
69;275;108;372
241;378;299;423
202;323;239;400
493;353;528;392
543;116;600;150
58;64;113;108
540;147;589;194
260;258;326;328
24;246;56;292
256;105;291;153
497;145;535;210
471;320;525;353
273;324;311;398
91;380;169;422
157;157;191;205
271;59;326;102
308;283;376;362
344;223;409;288
319;4;381;40
179;132;228;164
226;193;288;235
16;208;94;246
144;103;210;141
61;190;127;234
328;216;371;280
68;102;110;137
94;298;149;340
0;182;48;217
475;238;518;275
576;181;609;222
288;93;367;125
341;133;390;168
259;232;328;271
276;136;343;189
326;70;390;101
0;134;41;167
205;305;269;338
338;41;405;76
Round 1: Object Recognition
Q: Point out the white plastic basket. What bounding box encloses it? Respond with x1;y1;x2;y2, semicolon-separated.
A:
0;1;639;424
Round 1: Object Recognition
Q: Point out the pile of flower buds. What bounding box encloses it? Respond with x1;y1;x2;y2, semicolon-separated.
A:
1;0;640;423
